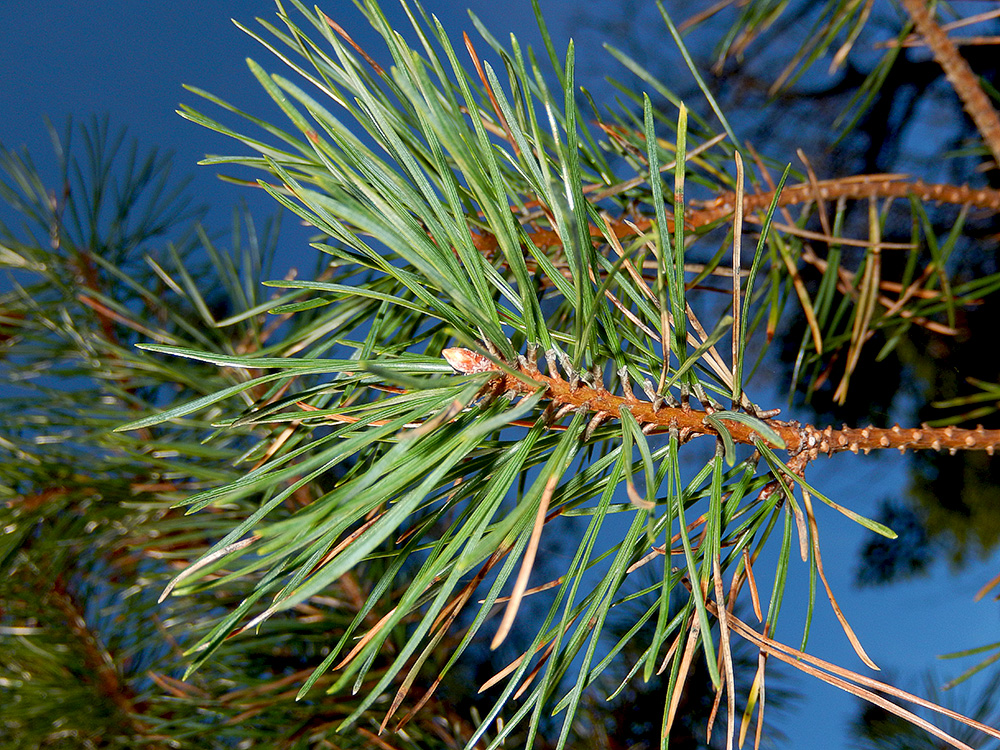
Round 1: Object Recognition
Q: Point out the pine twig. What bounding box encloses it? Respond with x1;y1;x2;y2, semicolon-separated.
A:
469;176;1000;259
442;347;1000;456
897;0;1000;167
688;175;1000;226
46;577;164;749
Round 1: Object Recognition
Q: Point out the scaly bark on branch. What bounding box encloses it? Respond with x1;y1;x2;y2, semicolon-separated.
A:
897;0;1000;167
442;347;1000;457
469;175;1000;259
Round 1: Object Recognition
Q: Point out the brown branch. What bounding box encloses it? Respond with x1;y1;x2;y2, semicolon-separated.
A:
47;577;163;748
897;0;1000;166
687;175;1000;227
442;347;1000;456
462;174;998;341
469;176;1000;261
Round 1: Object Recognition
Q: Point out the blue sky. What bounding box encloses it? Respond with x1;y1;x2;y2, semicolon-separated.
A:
3;2;998;748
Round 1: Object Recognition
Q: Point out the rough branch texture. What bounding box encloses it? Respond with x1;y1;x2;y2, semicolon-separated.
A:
468;176;1000;259
898;0;1000;166
443;347;1000;456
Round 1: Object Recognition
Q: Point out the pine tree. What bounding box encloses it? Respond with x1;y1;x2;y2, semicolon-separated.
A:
3;1;1000;748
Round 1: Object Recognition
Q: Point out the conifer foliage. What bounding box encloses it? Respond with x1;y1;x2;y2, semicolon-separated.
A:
3;1;1000;748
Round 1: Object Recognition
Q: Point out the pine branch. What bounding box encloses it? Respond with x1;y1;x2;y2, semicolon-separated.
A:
470;175;1000;260
45;576;163;748
689;175;1000;226
898;0;1000;167
443;347;1000;456
7;3;992;747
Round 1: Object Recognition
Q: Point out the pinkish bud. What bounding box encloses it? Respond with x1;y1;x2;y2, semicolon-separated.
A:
442;347;498;374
